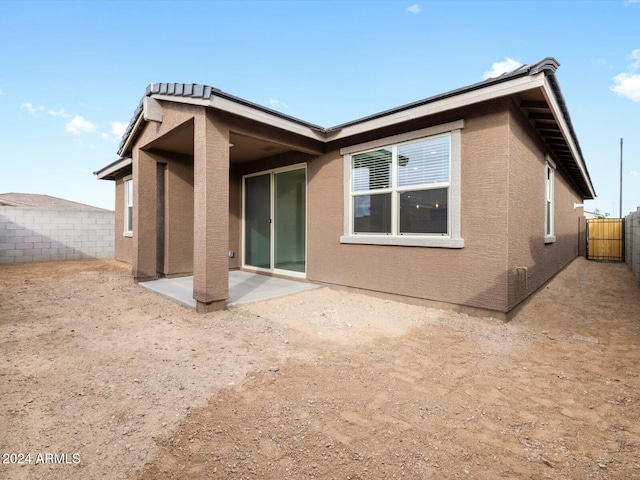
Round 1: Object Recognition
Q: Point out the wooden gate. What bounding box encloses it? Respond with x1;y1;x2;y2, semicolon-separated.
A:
586;218;625;262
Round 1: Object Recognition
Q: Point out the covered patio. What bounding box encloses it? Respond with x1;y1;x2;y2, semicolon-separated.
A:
107;85;325;313
139;271;319;309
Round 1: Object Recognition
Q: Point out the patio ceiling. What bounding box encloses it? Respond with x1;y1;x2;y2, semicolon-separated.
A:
143;121;298;164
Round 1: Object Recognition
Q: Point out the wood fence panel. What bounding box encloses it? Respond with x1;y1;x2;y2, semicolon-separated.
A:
586;218;624;262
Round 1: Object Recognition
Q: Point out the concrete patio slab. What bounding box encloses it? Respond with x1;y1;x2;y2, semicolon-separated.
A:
139;271;319;309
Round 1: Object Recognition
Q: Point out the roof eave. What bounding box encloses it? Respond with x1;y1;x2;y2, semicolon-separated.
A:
326;57;560;133
542;74;596;199
106;57;593;199
116;83;328;158
94;157;133;180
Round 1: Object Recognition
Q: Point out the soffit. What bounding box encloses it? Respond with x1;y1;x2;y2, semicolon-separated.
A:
136;122;292;165
229;133;291;164
144;120;194;156
517;88;595;199
93;157;133;180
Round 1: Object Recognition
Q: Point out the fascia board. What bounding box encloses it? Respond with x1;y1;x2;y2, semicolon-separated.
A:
118;114;144;157
541;77;596;199
95;158;132;179
151;94;210;108
208;95;326;141
330;75;547;141
148;93;325;142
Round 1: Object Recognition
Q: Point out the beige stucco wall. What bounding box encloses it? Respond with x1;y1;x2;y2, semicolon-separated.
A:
229;167;241;270
306;99;512;314
506;103;583;310
114;173;133;264
112;94;588;316
118;156;241;275
164;153;194;276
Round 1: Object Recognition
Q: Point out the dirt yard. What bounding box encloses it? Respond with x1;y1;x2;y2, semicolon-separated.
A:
0;258;639;480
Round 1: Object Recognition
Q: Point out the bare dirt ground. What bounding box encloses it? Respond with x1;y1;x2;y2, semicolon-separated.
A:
1;258;639;480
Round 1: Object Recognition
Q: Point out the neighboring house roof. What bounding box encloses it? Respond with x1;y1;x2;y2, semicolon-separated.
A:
0;193;110;212
107;57;595;199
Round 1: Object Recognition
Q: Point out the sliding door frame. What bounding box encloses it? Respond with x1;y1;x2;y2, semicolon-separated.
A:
241;163;307;278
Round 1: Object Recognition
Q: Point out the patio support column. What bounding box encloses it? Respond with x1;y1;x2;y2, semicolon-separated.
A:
132;149;157;282
193;109;230;312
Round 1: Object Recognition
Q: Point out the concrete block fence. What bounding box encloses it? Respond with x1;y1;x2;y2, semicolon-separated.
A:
624;206;640;285
0;207;114;264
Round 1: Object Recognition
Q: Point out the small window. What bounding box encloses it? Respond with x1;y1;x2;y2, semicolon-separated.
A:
124;176;133;237
545;160;555;243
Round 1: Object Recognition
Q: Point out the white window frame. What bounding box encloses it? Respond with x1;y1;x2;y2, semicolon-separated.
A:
123;175;133;237
544;157;556;244
340;120;464;248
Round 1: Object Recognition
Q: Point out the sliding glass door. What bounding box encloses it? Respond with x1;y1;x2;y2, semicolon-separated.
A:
243;165;306;275
244;173;271;269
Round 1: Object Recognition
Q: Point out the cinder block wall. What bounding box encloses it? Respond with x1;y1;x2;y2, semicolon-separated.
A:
625;207;640;284
0;207;114;264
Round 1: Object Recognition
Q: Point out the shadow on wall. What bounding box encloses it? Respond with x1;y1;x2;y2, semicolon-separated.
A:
0;210;114;264
462;230;584;321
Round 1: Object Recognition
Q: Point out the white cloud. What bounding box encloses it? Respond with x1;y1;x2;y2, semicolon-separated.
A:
482;58;523;80
269;98;289;109
65;115;96;135
611;50;640;101
630;170;640;176
407;4;421;14
21;102;44;115
611;73;640;101
101;121;127;140
624;0;640;5
111;121;127;137
47;108;70;118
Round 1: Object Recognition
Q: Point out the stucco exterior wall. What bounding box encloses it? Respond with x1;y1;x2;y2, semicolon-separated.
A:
229;167;241;270
507;103;583;310
114;173;133;264
116;155;240;275
164;153;194;277
306;100;512;314
106;92;590;316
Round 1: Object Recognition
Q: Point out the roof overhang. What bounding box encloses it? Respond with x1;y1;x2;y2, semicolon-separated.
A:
322;59;594;199
117;84;326;159
536;76;595;199
104;57;594;198
326;74;547;140
94;157;132;180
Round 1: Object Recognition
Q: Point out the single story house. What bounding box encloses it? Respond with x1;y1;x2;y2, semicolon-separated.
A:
95;57;595;318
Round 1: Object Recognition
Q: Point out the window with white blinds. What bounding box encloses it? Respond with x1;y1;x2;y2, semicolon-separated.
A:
398;136;449;187
349;133;451;236
352;149;392;191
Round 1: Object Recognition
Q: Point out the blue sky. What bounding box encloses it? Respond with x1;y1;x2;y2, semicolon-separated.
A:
1;0;638;215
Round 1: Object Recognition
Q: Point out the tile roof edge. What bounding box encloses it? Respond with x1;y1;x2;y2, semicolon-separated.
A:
116;57;561;154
